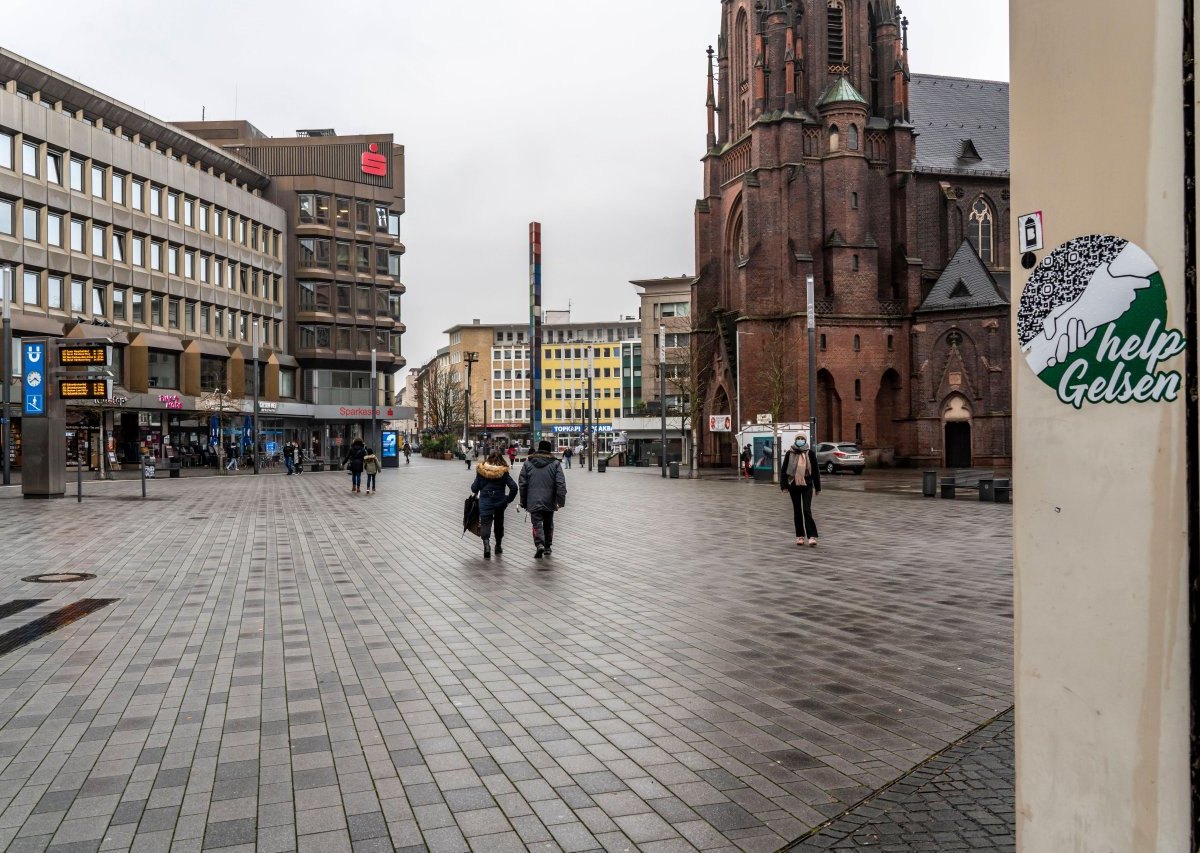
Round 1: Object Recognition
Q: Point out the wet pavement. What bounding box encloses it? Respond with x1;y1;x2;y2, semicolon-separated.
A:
0;457;1012;852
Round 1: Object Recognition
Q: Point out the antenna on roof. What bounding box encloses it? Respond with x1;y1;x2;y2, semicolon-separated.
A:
202;105;206;121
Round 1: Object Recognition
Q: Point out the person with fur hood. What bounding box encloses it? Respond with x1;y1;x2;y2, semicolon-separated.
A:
519;440;567;559
470;453;519;559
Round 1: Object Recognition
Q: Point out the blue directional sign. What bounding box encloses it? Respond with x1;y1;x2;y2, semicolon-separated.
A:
22;341;46;417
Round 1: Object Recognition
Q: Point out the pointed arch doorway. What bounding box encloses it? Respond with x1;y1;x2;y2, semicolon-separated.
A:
942;394;973;468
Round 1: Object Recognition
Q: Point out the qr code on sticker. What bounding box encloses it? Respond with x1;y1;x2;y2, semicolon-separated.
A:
1017;235;1127;347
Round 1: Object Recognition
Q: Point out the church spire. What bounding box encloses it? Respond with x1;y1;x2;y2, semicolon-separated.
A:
706;45;718;150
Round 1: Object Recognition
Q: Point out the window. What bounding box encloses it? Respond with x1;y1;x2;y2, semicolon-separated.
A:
184;198;194;227
388;212;400;238
828;0;846;66
656;302;690;318
47;276;63;309
848;124;859;150
357;245;370;271
113;288;126;320
112;231;125;263
69;158;85;192
335;197;350;227
214;308;224;336
239;313;247;341
239;266;248;293
237;217;246;245
130;179;143;210
336;241;351;271
131;290;145;322
967;197;995;265
167;246;178;276
376;247;388;274
250;222;259;251
828;125;840;152
251;269;259;297
147;351;178;389
149;185;161;216
852;254;859;271
91;164;105;199
226;311;234;338
357;286;372;316
70;279;85;313
150;240;162;271
0;131;11;170
47;212;62;247
45;151;62;185
298;194;317;223
376;205;389;231
280;369;296;398
336;284;351;313
820;333;827;351
0;198;11;236
212;208;222;236
855;422;863;444
853;334;861;352
199;204;208;232
851;191;858;209
22;141;38;177
92;285;106;318
200;305;210;334
168;299;180;329
167;192;178;222
22;205;39;241
151;295;163;325
200;355;224;390
111;172;125;205
314;194;329;224
854;379;861;400
65;218;82;252
22;270;39;306
184;251;194;279
90;225;105;257
199;254;208;282
887;334;894;351
355;200;370;231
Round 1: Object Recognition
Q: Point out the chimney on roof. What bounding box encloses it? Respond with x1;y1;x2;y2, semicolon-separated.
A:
472;319;480;325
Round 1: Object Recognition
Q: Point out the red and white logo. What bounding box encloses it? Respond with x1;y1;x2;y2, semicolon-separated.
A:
361;143;387;177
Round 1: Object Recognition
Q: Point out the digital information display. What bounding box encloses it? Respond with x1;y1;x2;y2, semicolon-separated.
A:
58;346;109;366
58;379;112;400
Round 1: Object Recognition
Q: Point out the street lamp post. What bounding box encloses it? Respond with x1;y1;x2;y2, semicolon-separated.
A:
252;320;260;475
463;351;478;445
587;344;594;472
807;274;818;444
659;323;667;478
1;264;11;487
370;348;378;453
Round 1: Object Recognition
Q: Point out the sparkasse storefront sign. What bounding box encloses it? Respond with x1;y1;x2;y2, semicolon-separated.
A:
312;405;395;420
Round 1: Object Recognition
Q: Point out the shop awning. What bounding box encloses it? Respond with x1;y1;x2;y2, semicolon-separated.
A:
64;324;129;345
12;313;67;336
131;333;184;352
274;353;300;368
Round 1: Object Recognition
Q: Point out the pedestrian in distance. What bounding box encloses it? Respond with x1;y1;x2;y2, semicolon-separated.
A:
363;447;381;495
519;439;567;559
345;438;367;494
780;435;821;546
507;445;517;466
562;445;573;469
283;441;296;475
402;441;412;464
294;444;304;474
740;444;752;478
471;453;518;559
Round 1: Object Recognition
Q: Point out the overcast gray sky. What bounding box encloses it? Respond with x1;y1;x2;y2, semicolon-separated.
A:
5;1;1008;370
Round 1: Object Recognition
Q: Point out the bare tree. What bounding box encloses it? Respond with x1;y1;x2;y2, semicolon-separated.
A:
197;389;245;474
664;335;714;474
420;364;465;434
751;320;795;483
72;394;131;479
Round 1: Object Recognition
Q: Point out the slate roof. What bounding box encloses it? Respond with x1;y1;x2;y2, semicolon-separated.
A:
917;241;1010;313
909;73;1009;176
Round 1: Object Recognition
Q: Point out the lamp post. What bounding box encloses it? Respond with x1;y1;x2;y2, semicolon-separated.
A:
1;264;11;487
587;344;594;472
463;351;478;445
659;323;667;477
807;274;818;444
252;320;260;474
483;378;489;442
370;348;378;453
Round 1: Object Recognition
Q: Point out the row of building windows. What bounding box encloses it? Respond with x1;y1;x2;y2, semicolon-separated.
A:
0;129;281;258
297;324;403;357
297;193;400;239
2;269;279;345
296;238;402;278
817;333;895;352
0;198;282;302
1;82;262;192
296;281;402;320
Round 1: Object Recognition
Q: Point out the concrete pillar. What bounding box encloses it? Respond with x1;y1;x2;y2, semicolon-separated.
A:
1011;1;1194;850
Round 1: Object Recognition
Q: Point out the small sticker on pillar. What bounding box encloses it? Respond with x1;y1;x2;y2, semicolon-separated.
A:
1017;235;1186;408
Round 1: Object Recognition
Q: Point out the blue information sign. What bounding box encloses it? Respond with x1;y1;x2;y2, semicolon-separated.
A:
22;341;46;417
381;431;398;458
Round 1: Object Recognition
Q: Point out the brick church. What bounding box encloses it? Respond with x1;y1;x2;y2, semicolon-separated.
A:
693;0;1011;469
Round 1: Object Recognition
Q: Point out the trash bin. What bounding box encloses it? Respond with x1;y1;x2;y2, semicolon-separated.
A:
995;479;1012;503
979;478;995;502
669;461;680;479
168;462;181;479
597;460;607;473
922;470;937;498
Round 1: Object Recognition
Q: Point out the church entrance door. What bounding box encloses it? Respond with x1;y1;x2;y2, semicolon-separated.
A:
945;422;972;468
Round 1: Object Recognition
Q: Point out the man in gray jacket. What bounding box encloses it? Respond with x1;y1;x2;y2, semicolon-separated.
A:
519;440;567;559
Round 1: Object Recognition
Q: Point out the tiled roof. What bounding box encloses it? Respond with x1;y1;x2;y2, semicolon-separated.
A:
918;241;1009;313
909;73;1009;176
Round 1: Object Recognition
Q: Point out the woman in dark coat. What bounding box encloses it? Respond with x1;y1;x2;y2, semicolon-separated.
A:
345;438;367;494
780;435;822;546
471;453;519;559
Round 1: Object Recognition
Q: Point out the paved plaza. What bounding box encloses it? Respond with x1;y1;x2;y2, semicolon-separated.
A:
0;459;1013;852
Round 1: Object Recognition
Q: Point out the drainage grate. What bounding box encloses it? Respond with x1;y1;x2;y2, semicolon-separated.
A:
22;573;96;584
0;600;48;619
0;599;119;657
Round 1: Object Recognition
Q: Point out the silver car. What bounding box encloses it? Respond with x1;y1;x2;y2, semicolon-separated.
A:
815;442;865;475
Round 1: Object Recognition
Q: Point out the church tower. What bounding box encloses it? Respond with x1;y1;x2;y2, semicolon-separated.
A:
695;0;919;466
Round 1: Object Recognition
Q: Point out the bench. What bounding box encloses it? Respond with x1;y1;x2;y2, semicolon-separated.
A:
940;469;1013;502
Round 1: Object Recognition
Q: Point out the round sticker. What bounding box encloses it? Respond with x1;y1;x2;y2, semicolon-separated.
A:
1018;235;1187;409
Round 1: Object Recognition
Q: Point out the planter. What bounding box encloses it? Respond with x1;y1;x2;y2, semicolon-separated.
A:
443;453;453;460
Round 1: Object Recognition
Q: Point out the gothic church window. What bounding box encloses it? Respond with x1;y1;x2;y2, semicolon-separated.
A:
853;334;861;351
828;125;840;152
848;124;859;150
967;197;995;265
828;1;846;68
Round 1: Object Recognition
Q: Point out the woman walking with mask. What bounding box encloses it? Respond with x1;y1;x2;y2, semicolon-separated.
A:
780;434;821;546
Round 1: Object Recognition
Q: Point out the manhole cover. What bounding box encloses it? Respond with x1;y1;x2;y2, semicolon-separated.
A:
22;573;96;584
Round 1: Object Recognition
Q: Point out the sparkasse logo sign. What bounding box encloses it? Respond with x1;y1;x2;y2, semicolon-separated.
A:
360;143;387;177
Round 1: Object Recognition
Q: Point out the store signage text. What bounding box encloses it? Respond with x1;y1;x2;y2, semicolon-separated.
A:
158;394;184;410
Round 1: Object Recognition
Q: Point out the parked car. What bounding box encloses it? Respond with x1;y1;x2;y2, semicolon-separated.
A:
815;442;865;474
